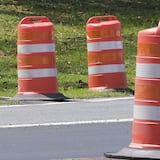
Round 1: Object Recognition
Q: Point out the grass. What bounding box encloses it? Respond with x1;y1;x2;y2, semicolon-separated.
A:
0;0;160;99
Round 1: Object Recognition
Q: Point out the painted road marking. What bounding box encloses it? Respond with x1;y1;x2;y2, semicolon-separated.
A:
0;96;133;108
83;96;133;102
0;118;133;129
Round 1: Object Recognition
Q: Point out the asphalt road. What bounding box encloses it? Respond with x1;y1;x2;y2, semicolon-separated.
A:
0;97;133;126
0;122;131;160
0;96;134;160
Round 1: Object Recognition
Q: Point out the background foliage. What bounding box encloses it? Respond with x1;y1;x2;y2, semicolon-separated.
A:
0;0;160;98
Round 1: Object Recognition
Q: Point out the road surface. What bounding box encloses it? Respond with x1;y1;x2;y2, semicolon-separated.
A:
0;96;133;160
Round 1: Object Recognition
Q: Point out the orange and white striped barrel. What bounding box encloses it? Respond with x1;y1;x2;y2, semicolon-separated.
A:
14;16;65;100
131;23;160;149
86;15;127;90
104;23;160;159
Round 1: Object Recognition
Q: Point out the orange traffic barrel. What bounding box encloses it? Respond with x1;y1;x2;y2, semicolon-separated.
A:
13;16;66;100
104;23;160;159
135;23;160;101
86;15;127;91
130;22;160;150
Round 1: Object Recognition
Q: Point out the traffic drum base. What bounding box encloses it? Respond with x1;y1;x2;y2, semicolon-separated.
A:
11;92;68;101
104;147;160;159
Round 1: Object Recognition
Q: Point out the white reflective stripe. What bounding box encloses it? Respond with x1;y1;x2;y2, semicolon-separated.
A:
18;43;55;53
88;64;125;75
87;41;123;51
18;68;57;78
134;105;160;121
136;63;160;78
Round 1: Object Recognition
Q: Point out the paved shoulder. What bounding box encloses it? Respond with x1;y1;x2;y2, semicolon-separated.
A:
0;96;133;127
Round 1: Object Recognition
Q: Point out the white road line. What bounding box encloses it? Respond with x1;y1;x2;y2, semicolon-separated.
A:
0;101;77;108
83;96;133;102
0;96;133;108
0;118;133;129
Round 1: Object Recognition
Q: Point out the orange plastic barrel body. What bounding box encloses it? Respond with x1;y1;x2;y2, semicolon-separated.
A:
130;23;160;149
17;16;58;95
86;15;127;90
